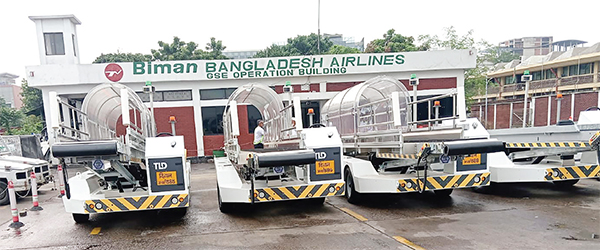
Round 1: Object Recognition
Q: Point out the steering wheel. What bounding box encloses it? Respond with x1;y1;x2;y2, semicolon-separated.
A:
309;123;326;128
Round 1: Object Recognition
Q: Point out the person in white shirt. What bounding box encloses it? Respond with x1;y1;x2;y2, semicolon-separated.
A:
253;120;265;149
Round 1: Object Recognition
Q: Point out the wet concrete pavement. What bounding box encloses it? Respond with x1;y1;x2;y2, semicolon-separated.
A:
1;163;599;249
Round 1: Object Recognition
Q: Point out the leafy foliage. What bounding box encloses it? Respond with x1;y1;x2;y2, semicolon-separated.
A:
13;115;44;135
151;36;205;61
20;79;44;117
418;26;517;105
93;52;152;63
254;33;335;58
0;106;24;135
205;37;228;60
365;29;428;53
326;45;361;54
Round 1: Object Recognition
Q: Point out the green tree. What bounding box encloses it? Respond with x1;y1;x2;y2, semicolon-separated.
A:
254;33;333;58
365;29;427;53
93;52;152;63
0;106;24;135
326;45;361;54
204;37;228;60
20;79;44;118
151;36;205;61
254;44;298;58
13;115;43;135
418;27;499;103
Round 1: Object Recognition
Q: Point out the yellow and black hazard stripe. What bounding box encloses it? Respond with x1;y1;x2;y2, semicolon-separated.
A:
397;172;490;192
545;165;600;181
590;131;600;144
506;142;591;148
376;153;419;160
252;182;344;202
84;194;189;213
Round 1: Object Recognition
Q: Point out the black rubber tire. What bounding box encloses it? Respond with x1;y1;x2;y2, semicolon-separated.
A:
0;180;8;205
553;179;579;189
218;185;236;213
344;168;361;204
72;213;89;223
433;189;453;197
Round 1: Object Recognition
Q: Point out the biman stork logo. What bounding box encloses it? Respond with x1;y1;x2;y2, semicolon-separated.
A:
104;63;123;82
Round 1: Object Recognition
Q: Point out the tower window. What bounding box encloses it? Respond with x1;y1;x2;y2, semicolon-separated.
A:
44;33;65;55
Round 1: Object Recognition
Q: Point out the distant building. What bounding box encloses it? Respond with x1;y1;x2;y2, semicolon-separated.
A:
0;73;23;109
471;42;600;129
499;36;553;59
324;33;364;52
222;51;258;59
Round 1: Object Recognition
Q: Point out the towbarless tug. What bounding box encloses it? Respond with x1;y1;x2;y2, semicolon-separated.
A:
49;83;190;222
321;75;506;203
215;84;345;213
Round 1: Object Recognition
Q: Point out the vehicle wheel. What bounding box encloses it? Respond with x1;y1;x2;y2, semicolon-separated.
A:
0;180;9;205
72;213;89;223
553;179;579;189
218;185;235;213
433;189;453;197
344;168;361;204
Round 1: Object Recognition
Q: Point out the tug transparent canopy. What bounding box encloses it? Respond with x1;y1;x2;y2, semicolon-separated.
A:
81;83;154;140
321;76;411;137
224;83;287;142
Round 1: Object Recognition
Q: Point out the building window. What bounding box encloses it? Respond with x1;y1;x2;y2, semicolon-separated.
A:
202;106;224;135
72;34;76;56
200;88;236;100
579;63;593;75
532;71;542;81
44;33;65;55
163;90;193;101
544;69;556;79
247;105;262;133
505;76;516;84
136;90;192;102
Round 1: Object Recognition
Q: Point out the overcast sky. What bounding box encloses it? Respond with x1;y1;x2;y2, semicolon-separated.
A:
2;0;599;80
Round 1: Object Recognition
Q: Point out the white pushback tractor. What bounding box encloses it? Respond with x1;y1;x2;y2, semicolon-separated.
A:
320;76;505;203
488;108;600;186
215;84;344;213
49;83;190;223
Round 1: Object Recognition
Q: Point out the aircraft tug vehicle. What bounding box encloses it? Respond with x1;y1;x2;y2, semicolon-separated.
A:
215;83;345;213
48;83;190;222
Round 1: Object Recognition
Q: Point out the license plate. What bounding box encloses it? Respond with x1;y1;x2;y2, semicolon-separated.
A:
316;160;335;175
462;154;481;165
156;171;178;186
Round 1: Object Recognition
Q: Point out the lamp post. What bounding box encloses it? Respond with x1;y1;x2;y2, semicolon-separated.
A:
143;81;156;135
521;70;532;128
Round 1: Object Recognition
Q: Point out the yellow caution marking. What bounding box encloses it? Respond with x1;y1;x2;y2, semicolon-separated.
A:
558;168;574;179
313;184;329;197
393;236;426;250
155;195;171;208
170;194;186;208
140;196;157;209
90;227;102;235
572;167;586;178
590;166;600;177
458;173;476;187
116;198;136;210
279;187;296;199
100;199;121;212
132;196;142;202
299;185;315;198
427;178;443;189
264;188;283;200
339;207;368;222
